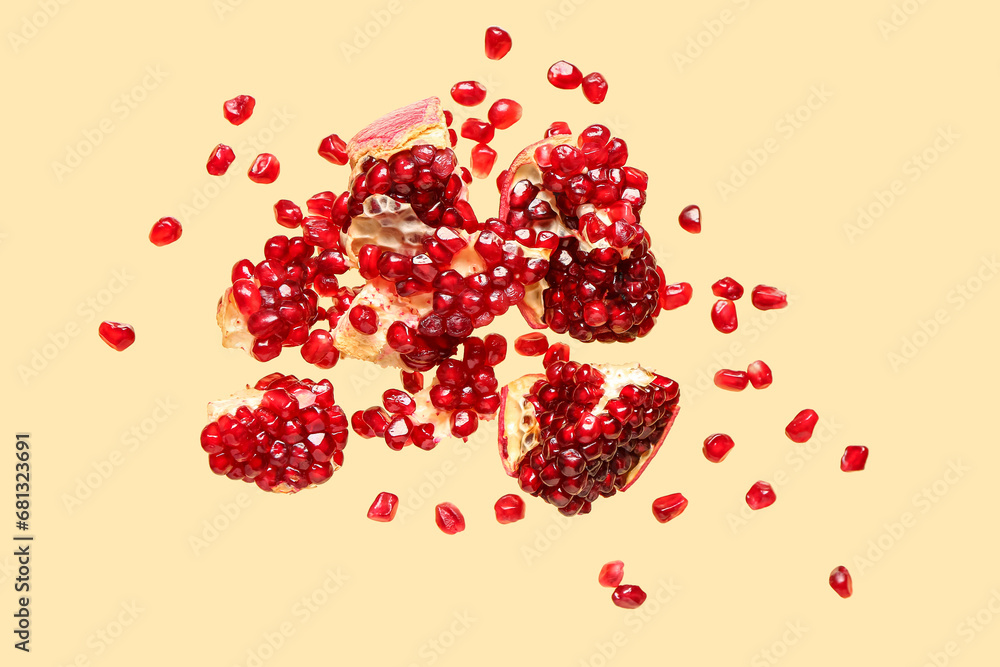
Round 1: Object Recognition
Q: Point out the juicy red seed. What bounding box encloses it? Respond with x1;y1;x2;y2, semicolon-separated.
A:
450;80;487;106
652;493;688;523
450;410;478;438
714;369;749;392
841;446;869;472
545;121;572;137
273;200;303;228
434;502;466;534
384;415;413;450
746;481;776;510
470;143;498;179
488;99;522;130
318;134;348;165
484;333;507;366
598;561;624;588
494;494;526;524
712;277;744;300
678;204;701;233
829;566;853;598
149;216;182;246
367;492;399;522
581;72;608;103
351;410;375;438
661;282;693;310
223;95;255;125
444;110;454;126
400;370;424;394
460;118;495;144
514;332;549;357
751;285;788;310
248;153;280;184
382;389;416;415
98;321;135;351
300;330;339;369
611;585;646;609
448;129;458;147
543;342;570;367
577;124;611;148
410;424;437;451
547;60;583;89
785;409;819;443
747;360;773;389
703;434;735;463
206;143;236;176
484;26;512;60
349;305;379;335
711;299;738;333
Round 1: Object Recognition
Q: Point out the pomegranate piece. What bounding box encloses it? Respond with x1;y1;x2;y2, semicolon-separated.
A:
223;94;255;125
711;299;738;333
98;321;135;351
751;285;788;310
714;369;749;392
206;143;236;176
841;446;869;472
450;81;487;107
494;494;526;524
829;566;853;598
547;60;583;89
149;216;182;246
514;332;549;357
434;502;466;534
470;143;498;179
652;493;688;523
460;118;495;144
485;26;512;60
273;200;303;229
785;409;819;443
745;481;776;510
662;283;693;310
367;492;399;522
678;205;701;233
611;585;646;609
248;153;280;184
702;433;735;463
598;561;624;588
488;98;522;130
581;72;608;104
711;277;744;300
747;360;773;389
318;134;349;165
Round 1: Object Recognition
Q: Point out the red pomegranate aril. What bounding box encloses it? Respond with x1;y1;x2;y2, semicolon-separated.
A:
661;282;693;310
450;81;487;107
400;370;424;394
703;433;735;463
543;342;570;366
349;305;378;335
149;216;182;246
301;330;339;369
678;204;701;233
448;129;458;147
206;143;236;176
382;389;416;415
829;566;853;598
841;446;869;472
712;277;744;300
223;94;255;125
547;60;583;89
470;143;498;179
460;118;495;144
318;134;348;165
747;360;773;389
711;299;738;333
514;333;549;357
98;321;135;351
714;369;749;392
485;26;512;60
785;409;819;443
546;121;572;137
494;494;526;524
367;492;399;522
488;99;522;130
746;481;776;510
598;561;624;588
612;585;647;609
652;493;688;523
751;285;788;310
248;153;280;184
273;200;303;229
435;502;466;534
581;72;608;103
450;410;478;438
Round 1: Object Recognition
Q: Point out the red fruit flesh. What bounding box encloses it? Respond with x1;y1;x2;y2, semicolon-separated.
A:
435;502;466;534
543;342;570;366
785;409;818;443
401;370;424;394
581;73;608;104
99;321;135;351
450;81;487;107
714;369;749;392
547;60;583;89
712;277;744;300
747;360;773;389
488;99;522;130
612;585;646;609
485;26;512;60
652;493;688;523
746;481;776;510
711;299;738;333
470;143;498;179
273;200;303;228
223;95;255;125
494;494;526;524
703;433;735;463
598;561;624;587
661;283;693;310
318;134;349;165
678;205;701;233
751;285;788;310
460;118;495;144
514;333;549;356
149;217;182;246
829;566;853;598
301;330;339;369
206;143;236;176
841;446;869;472
367;492;399;521
248;153;280;183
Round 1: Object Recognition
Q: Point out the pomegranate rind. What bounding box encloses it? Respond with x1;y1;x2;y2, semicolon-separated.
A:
346;97;449;167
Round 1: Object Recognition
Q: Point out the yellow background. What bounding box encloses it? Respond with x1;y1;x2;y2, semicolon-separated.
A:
4;0;999;665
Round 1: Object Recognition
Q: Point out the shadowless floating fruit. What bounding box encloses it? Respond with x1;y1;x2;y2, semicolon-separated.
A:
367;492;399;522
99;321;135;351
494;494;526;524
829;566;853;598
435;502;466;534
223;95;255;125
599;561;624;588
612;585;646;609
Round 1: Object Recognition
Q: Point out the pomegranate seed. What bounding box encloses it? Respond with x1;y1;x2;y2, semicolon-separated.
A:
450;410;478;438
841;446;869;472
148;216;182;246
273;200;303;229
248;153;280;184
301;330;339;368
543;342;570;367
785;409;819;443
460;118;495;144
545;121;572;137
448;129;458;146
661;282;693;310
494;494;525;524
712;277;744;300
382;389;416;415
98;321;135;351
745;481;776;510
484;333;507;366
206;143;235;176
443;109;454;126
581;72;608;103
652;493;688;523
829;566;853;598
703;433;735;463
547;60;583;89
714;369;749;392
223;94;255;125
400;370;424;394
611;585;646;609
747;360;773;389
598;561;624;588
470;143;498;179
488;99;522;130
367;492;399;522
450;81;487;107
484;26;512;60
318;134;348;165
711;299;738;333
349;305;378;335
434;502;466;534
678;205;701;233
514;332;549;357
751;285;788;310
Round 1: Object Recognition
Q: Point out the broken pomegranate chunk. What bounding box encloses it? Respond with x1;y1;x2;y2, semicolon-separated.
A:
678;205;701;233
367;492;399;522
598;561;624;588
434;502;466;534
223;95;255;125
484;26;512;60
206;143;236;176
785;409;818;443
581;73;608;104
745;481;776;510
652;493;688;523
751;285;788;310
248;153;280;184
841;446;869;472
611;585;646;609
98;321;135;351
149;216;182;246
494;494;526;524
702;433;735;463
747;360;773;389
829;566;853;598
547;60;583;89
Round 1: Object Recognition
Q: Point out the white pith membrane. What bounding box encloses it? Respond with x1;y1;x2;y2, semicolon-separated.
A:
216;287;254;354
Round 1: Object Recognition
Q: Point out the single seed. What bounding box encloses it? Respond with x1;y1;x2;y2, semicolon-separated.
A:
149;216;182;246
488;99;522;130
581;72;608;103
450;81;487;107
248;153;280;184
545;121;572;137
841;446;869;472
206;143;236;176
598;561;624;588
349;304;379;335
652;493;688;523
494;494;526;524
434;502;466;534
400;370;424;394
714;369;749;392
747;360;773;389
662;282;693;310
547;60;583;89
367;492;399;522
460;118;495;144
829;566;853;598
470;143;498;179
484;26;512;60
703;434;735;463
514;332;549;356
273;200;303;229
318;134;348;165
611;585;646;609
223;94;255;125
678;205;701;233
785;409;818;443
711;299;738;333
751;285;788;310
745;481;776;510
98;321;135;351
711;276;744;300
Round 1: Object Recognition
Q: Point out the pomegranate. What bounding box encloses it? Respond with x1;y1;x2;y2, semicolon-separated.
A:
450;81;487;107
652;493;688;523
581;73;608;104
747;360;773;389
661;282;693;310
829;566;853;598
711;277;744;300
248;153;280;184
547;61;583;90
611;585;646;609
99;321;135;351
484;27;512;60
434;502;466;534
785;409;818;443
711;299;738;333
678;205;701;233
745;481;776;510
367;492;399;521
206;144;236;176
494;494;526;524
841;446;869;472
598;561;624;588
514;332;548;356
702;433;735;463
318;134;349;165
223;95;255;125
149;217;182;246
714;369;749;392
751;284;788;310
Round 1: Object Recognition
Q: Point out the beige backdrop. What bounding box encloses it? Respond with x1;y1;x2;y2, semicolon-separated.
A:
4;0;999;665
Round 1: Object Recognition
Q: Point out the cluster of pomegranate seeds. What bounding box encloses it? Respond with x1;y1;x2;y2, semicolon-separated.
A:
514;332;548;356
745;481;776;510
434;502;466;534
494;494;525;523
711;277;744;300
652;492;688;523
661;282;693;310
450;81;487;107
149;216;182;246
785;409;819;442
829;566;853;598
678;205;701;233
598;561;624;588
547;61;583;89
248;153;280;184
703;433;735;463
317;134;348;165
367;492;399;522
714;369;749;392
747;360;773;389
98;321;135;351
841;446;869;472
581;73;608;104
206;143;236;176
611;584;647;609
199;374;348;493
751;284;788;310
711;299;738;333
488;99;522;129
223;94;255;125
484;26;512;60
